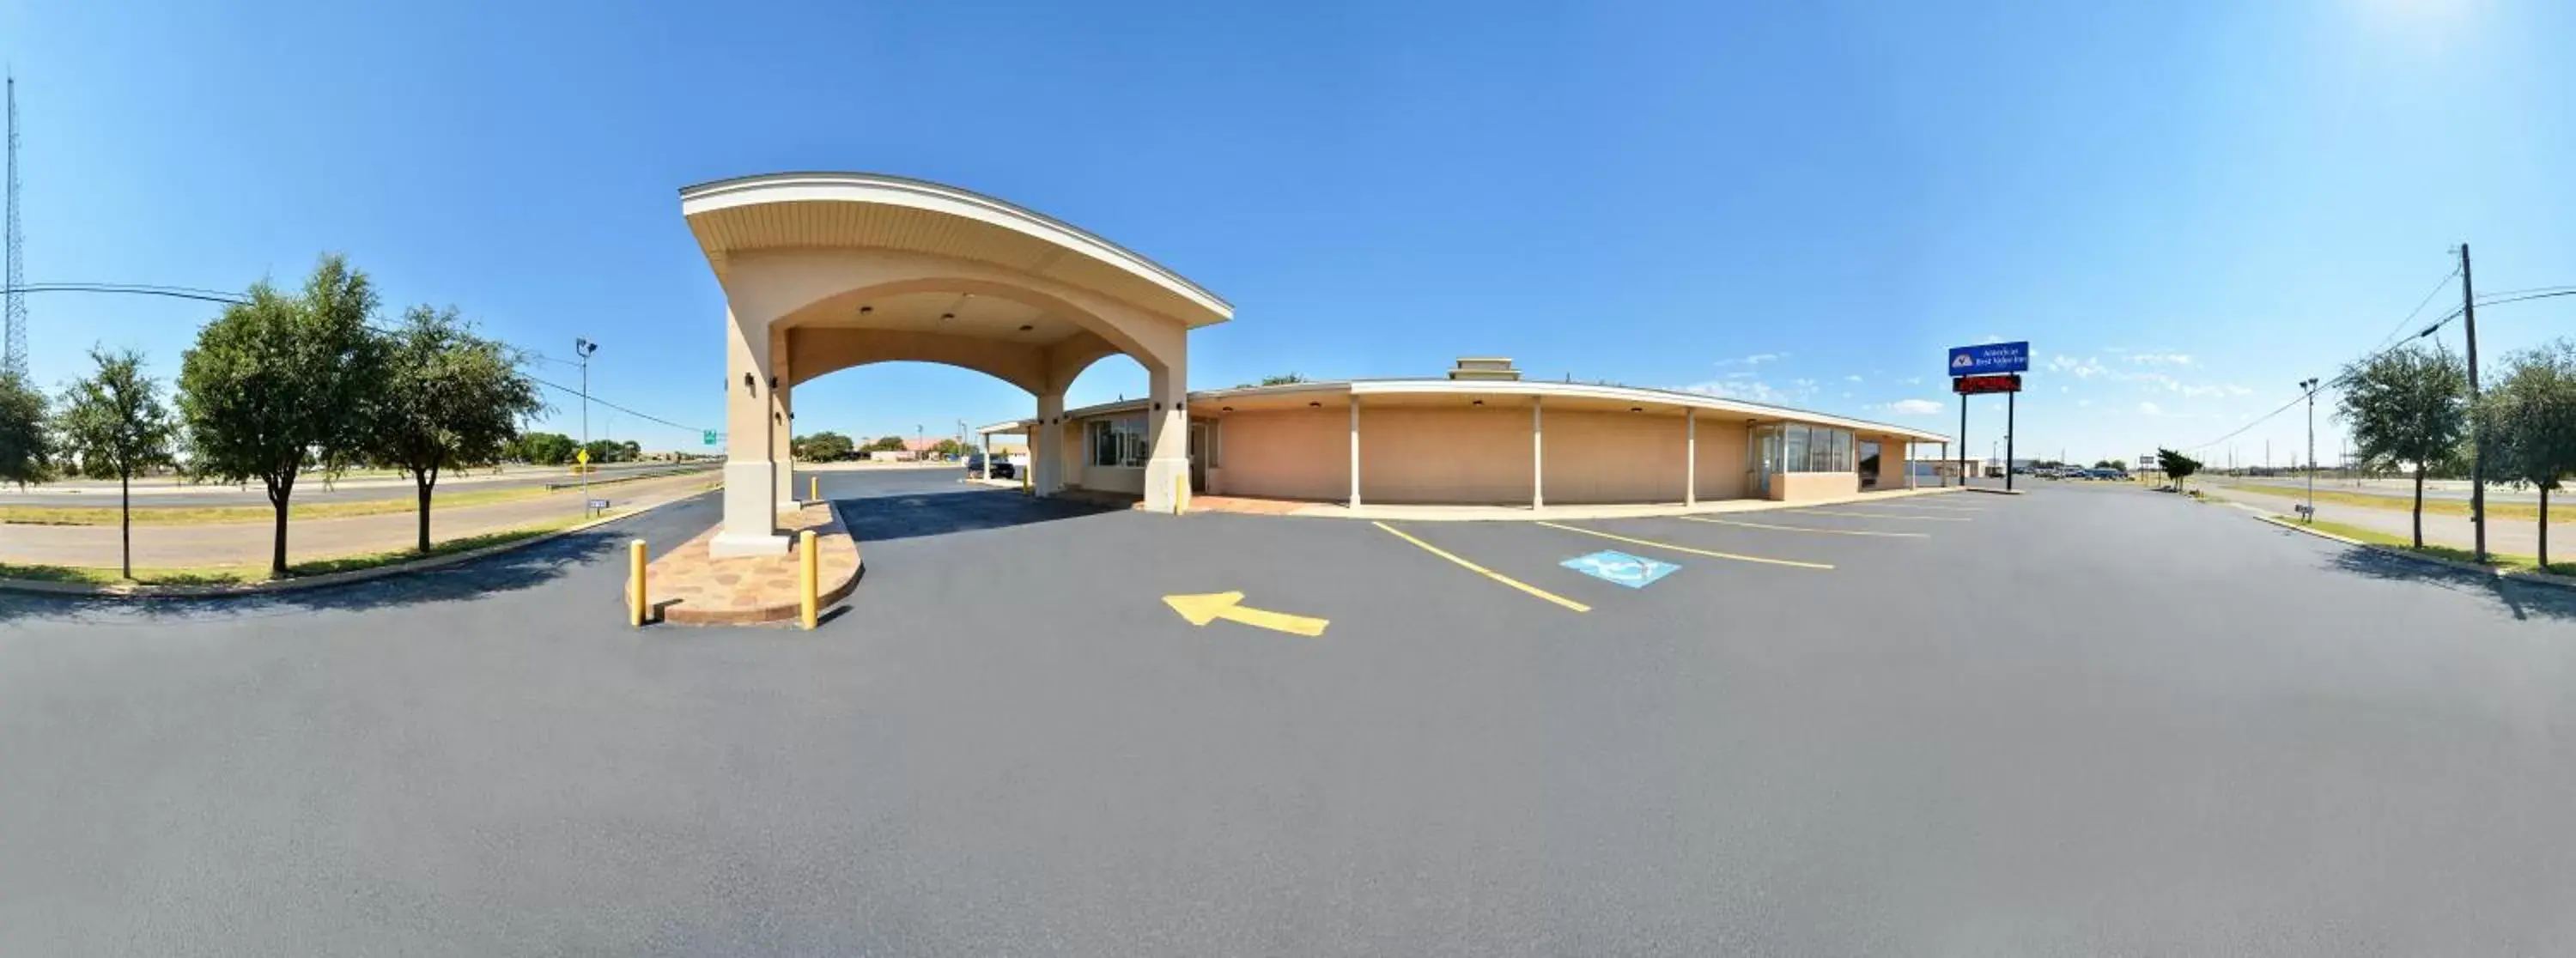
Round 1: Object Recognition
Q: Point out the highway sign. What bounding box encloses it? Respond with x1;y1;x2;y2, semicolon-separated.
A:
1952;373;2022;395
575;448;590;465
702;430;718;446
1947;342;2030;376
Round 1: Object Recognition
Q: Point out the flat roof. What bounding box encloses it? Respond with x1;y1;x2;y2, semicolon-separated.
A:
999;379;1952;443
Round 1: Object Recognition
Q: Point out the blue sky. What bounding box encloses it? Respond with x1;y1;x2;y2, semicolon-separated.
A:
4;0;2570;464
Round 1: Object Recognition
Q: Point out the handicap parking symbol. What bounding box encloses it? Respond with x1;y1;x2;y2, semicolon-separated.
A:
1560;549;1680;589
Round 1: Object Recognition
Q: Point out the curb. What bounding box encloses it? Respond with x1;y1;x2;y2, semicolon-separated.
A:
0;487;719;599
2250;512;2576;591
651;499;864;627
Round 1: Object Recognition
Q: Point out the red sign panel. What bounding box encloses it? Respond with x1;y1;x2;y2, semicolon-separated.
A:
1952;373;2022;395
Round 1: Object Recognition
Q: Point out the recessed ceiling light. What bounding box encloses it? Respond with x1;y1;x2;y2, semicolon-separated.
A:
1221;406;1234;412
859;305;872;314
1471;399;1484;406
1309;401;1321;408
1018;324;1033;332
940;312;955;321
1630;406;1643;412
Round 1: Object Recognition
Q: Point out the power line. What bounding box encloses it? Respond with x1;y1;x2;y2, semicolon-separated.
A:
526;374;711;436
2366;267;2458;354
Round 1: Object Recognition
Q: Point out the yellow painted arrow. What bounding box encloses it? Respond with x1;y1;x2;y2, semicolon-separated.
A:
1163;591;1329;637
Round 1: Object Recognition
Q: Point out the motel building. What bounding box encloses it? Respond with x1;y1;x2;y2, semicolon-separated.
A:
683;172;1952;555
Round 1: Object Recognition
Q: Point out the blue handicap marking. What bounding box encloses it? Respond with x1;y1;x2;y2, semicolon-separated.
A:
1559;549;1680;589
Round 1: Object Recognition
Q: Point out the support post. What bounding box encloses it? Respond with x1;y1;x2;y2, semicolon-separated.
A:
799;529;819;631
1142;361;1190;515
1034;391;1066;496
1531;397;1546;509
1957;394;1968;488
1685;409;1698;506
713;307;788;557
2462;242;2487;562
1348;396;1362;507
2005;390;2016;492
629;539;647;628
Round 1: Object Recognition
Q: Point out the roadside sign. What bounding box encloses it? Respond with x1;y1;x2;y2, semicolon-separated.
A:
1951;373;2022;395
586;498;610;510
1947;341;2030;376
576;448;591;465
1560;550;1680;589
702;429;719;446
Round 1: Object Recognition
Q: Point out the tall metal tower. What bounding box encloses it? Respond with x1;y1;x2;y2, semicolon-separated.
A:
3;74;26;379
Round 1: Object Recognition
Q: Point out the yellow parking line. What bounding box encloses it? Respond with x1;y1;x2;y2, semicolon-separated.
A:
1857;500;1984;512
1371;522;1592;613
1535;522;1834;570
1679;515;1928;538
1793;509;1971;522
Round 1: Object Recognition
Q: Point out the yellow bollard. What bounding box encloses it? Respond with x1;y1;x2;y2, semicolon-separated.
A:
629;538;648;628
799;529;820;631
810;475;818;501
1174;473;1186;516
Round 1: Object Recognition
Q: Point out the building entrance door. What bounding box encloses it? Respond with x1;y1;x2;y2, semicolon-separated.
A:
1747;424;1782;498
1188;421;1212;493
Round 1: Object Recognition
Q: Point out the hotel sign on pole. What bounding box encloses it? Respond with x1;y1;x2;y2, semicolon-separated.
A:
1947;342;2030;376
1952;373;2022;395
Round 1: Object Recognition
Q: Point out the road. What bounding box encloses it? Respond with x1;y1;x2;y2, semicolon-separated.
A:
2206;481;2567;560
0;470;719;568
0;460;710;507
3;472;2573;955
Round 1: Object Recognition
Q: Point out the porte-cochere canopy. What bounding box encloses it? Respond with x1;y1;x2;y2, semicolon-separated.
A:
682;173;1231;555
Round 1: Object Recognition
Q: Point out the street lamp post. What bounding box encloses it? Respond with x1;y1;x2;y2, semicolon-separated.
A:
2299;377;2318;524
575;337;599;514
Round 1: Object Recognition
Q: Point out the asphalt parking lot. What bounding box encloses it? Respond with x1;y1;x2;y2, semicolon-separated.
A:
5;470;2576;955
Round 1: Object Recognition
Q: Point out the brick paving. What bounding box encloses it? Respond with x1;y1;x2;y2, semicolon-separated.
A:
631;502;861;626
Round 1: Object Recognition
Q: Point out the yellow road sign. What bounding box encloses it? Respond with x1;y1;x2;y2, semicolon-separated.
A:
1163;591;1329;637
576;448;591;465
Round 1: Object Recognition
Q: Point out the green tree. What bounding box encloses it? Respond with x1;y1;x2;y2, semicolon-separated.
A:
178;255;387;577
2156;448;2201;490
1261;373;1309;385
621;440;641;462
517;432;577;465
55;347;178;579
370;306;546;553
2478;342;2576;569
795;431;854;461
0;370;54;488
865;434;908;452
2339;344;2470;549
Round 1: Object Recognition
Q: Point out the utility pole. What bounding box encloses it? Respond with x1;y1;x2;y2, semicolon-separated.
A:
575;337;598;514
2461;243;2487;562
2300;377;2318;523
3;74;25;379
1957;394;1968;488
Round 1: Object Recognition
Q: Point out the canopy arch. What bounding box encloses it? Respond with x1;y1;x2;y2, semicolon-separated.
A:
683;173;1230;555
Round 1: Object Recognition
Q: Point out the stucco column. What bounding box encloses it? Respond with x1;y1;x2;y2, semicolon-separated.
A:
714;307;789;557
1348;396;1361;507
1142;361;1189;514
1531;397;1545;510
1685;409;1697;506
771;330;797;512
1034;391;1066;496
1906;441;1917;490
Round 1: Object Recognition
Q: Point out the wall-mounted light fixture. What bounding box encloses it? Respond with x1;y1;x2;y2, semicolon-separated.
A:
1221;406;1235;412
859;305;872;315
1309;401;1321;408
1630;406;1643;413
742;373;756;393
1018;324;1034;332
1471;399;1484;406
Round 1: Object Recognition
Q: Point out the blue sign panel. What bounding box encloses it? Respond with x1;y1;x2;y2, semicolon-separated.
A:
1560;550;1680;589
1947;342;2030;376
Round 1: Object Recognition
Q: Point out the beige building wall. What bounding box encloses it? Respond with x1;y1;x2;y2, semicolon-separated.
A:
1695;419;1750;500
1768;470;1859;501
1209;409;1346;501
1358;406;1535;505
1540;409;1690;504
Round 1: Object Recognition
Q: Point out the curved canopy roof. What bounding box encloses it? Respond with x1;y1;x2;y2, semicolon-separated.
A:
680;172;1232;329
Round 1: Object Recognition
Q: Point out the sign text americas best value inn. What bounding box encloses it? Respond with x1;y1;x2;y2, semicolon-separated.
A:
1947;342;2030;376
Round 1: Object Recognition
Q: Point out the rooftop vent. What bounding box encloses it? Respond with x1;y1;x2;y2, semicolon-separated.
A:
1446;356;1521;382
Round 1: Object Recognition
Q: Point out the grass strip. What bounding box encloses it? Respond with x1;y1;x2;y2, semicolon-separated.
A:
0;513;603;586
0;469;703;527
2276;514;2576;576
2217;482;2576;524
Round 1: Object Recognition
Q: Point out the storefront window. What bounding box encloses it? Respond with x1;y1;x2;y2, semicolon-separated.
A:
1087;416;1148;468
1775;424;1851;473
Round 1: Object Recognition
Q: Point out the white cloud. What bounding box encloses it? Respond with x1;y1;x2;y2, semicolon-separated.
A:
2047;355;2107;379
1882;398;1944;416
1902;376;1923;385
1716;352;1788;367
1725;371;1756;379
2078;398;2093;408
2128;353;2193;367
1680;377;1817;405
1841;391;1854;398
2137;401;2163;416
1844;374;1864;383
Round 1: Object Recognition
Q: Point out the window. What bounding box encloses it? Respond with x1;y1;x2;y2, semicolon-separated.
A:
1087;416;1148;468
1777;424;1851;472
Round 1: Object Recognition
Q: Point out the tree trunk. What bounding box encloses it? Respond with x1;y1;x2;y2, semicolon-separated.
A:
2412;469;2426;549
119;470;132;581
414;468;434;554
2542;487;2552;572
269;479;291;579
